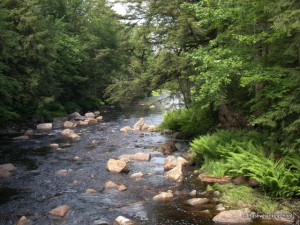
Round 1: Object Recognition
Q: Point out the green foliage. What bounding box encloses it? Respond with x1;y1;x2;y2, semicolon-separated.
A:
213;183;280;214
160;106;217;138
191;130;300;197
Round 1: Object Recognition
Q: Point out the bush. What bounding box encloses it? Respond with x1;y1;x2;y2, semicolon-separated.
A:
160;107;217;137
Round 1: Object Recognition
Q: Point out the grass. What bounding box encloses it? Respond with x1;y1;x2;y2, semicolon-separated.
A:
213;183;283;214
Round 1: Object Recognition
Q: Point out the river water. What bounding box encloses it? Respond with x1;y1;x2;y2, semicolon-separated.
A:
0;94;286;225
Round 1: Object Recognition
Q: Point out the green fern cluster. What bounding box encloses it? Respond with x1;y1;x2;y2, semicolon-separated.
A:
160;107;217;137
191;129;300;197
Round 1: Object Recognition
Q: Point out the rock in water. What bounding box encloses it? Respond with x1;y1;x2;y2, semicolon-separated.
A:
164;164;183;182
213;208;252;224
152;191;173;202
36;123;52;130
48;205;70;217
61;129;80;140
0;163;16;178
186;198;209;206
107;159;130;173
114;216;135;225
159;141;178;155
120;126;132;132
118;152;150;162
63;121;77;128
16;216;32;225
133;118;145;130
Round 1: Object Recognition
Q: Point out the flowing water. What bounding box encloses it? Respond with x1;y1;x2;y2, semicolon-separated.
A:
0;94;288;225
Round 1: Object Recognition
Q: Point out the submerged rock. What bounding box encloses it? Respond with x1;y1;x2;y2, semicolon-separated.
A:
49;143;59;149
213;208;252;224
107;159;130;173
13;135;29;141
118;152;151;162
48;205;70;217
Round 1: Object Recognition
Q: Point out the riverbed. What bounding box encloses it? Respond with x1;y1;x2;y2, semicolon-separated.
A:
0;95;287;225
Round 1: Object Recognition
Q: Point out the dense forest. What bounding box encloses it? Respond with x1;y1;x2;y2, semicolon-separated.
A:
1;0;300;203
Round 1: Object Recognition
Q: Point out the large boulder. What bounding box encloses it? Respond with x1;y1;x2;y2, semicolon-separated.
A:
36;123;52;130
0;163;16;178
107;159;130;173
133;118;145;130
63;121;77;128
48;205;70;217
164;164;183;182
152;191;173;202
213;208;252;224
186;198;209;206
61;129;80;140
118;152;151;162
159;141;178;155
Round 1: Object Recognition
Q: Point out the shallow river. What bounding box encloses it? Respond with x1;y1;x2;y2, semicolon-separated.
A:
0;95;286;225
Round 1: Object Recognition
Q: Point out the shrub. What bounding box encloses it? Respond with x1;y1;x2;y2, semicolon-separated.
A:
160;107;217;137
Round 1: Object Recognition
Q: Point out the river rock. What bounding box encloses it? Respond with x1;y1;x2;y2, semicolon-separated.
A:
68;112;81;120
36;123;52;130
118;152;151;162
133;118;145;130
63;121;77;128
130;172;143;178
189;190;197;197
87;118;97;125
182;150;197;164
93;219;109;225
159;141;178;155
94;111;101;116
53;117;68;128
85;188;98;193
114;216;135;225
55;169;69;176
49;143;59;149
186;198;209;206
198;174;231;184
262;210;294;224
16;216;32;225
107;159;130;173
61;129;80;140
141;124;150;131
118;184;127;191
147;125;156;132
213;208;252;224
24;129;34;136
79;121;89;126
164;164;183;182
216;203;226;211
153;191;173;202
0;163;16;178
120;126;132;132
96;116;103;122
49;205;70;217
104;181;118;190
85;112;95;118
13;135;29;141
164;156;188;171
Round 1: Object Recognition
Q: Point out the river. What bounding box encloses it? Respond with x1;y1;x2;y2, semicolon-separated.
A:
0;94;285;225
